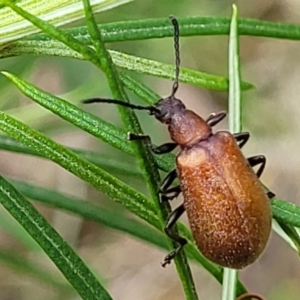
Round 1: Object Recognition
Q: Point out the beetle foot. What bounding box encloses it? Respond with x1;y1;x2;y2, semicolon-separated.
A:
161;251;176;267
161;245;183;267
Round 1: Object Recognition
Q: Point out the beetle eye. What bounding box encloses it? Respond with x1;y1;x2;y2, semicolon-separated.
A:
154;108;171;123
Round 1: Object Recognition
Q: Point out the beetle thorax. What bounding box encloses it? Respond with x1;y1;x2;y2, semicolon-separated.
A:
168;110;211;146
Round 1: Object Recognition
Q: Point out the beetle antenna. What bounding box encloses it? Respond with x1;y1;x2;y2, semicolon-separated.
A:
82;98;158;114
170;15;180;97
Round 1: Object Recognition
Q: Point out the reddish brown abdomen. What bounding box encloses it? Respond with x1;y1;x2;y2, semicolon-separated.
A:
176;131;272;269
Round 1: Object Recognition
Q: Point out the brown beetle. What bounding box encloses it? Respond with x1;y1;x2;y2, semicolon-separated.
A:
83;16;273;269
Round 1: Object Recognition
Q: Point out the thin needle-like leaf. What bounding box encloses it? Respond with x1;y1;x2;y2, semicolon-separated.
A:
0;108;158;223
0;174;112;300
222;5;240;300
0;41;253;91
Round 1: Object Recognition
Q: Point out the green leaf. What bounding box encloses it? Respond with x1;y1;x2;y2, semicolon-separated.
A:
59;16;300;43
228;5;242;134
271;198;300;228
0;40;253;91
0;0;131;45
0;174;112;300
11;179;169;250
1;71;174;173
111;50;252;91
275;220;300;254
0;134;142;178
222;6;239;300
0;108;158;224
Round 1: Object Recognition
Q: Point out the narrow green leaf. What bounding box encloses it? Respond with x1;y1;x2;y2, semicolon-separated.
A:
228;4;242;134
275;220;300;254
0;109;158;224
0;0;131;45
222;5;239;300
11;179;169;250
3;0;162;212
82;0;162;205
271;198;300;228
0;174;112;300
0;135;142;178
1;71;174;173
110;50;252;91
272;220;299;253
2;71;132;153
0;40;253;91
58;17;300;43
2;0;101;68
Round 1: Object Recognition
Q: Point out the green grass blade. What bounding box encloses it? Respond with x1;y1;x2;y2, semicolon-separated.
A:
81;0;162;206
0;40;253;91
0;174;112;300
0;135;142;178
110;50;252;91
2;71;132;153
1;71;173;172
57;17;300;43
11;179;169;250
222;5;240;300
275;220;300;254
0;109;158;224
3;1;161;211
271;198;300;228
1;71;174;172
228;5;242;134
0;0;131;45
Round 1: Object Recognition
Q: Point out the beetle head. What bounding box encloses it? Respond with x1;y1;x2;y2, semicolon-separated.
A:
151;96;186;124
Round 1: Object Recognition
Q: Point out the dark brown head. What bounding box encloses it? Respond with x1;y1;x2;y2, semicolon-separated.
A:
150;95;211;146
151;96;185;124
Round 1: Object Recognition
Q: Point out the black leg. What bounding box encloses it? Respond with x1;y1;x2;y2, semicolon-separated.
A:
160;169;177;192
206;111;227;127
162;203;187;267
267;191;276;199
160;169;180;202
128;133;177;154
247;156;276;199
234;132;250;149
247;155;266;178
160;185;181;202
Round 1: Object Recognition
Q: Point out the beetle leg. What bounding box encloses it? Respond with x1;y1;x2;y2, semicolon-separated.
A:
267;191;276;199
162;203;187;267
247;155;266;178
160;169;181;202
128;133;177;154
206;111;227;127
247;156;276;199
234;132;250;149
160;169;177;192
161;186;181;202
